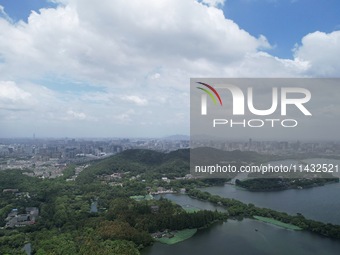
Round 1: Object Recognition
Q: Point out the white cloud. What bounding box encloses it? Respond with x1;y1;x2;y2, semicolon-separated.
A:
0;81;31;102
0;0;271;85
66;110;86;120
121;95;148;106
0;0;339;137
294;30;340;76
149;73;161;80
113;109;135;124
224;52;310;77
200;0;226;7
0;5;12;22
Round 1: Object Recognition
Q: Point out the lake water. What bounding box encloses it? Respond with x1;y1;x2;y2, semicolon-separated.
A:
203;158;340;225
142;193;340;255
201;182;340;225
143;158;340;255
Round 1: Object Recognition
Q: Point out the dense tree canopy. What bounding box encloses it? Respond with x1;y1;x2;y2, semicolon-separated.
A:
1;149;340;254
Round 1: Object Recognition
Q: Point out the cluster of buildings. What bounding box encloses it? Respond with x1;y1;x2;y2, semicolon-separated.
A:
0;137;189;178
3;189;30;198
0;137;189;161
97;172;124;187
1;159;67;179
192;139;340;155
2;189;39;229
0;137;189;170
4;207;39;228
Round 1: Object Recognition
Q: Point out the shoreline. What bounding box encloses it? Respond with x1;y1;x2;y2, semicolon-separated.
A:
253;215;302;230
154;229;198;245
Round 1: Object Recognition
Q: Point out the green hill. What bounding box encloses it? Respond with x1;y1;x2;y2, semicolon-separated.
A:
76;148;276;184
76;149;190;184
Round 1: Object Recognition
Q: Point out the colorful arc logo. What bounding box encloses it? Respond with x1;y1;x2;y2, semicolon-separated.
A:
196;82;223;115
196;82;223;106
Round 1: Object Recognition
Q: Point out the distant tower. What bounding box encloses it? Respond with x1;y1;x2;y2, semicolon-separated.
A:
249;138;252;147
33;133;36;140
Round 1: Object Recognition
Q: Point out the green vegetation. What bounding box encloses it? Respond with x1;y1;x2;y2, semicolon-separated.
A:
0;162;227;255
77;149;229;193
77;149;191;183
188;189;340;239
183;207;201;213
236;177;339;191
253;216;302;230
194;147;279;163
130;195;153;201
156;229;197;245
1;148;340;254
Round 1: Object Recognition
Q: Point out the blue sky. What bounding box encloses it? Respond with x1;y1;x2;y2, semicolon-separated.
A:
0;0;56;21
1;0;339;59
0;0;339;138
224;0;340;58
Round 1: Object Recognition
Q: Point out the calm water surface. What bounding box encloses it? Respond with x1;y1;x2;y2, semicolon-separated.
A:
143;194;340;255
202;182;340;224
143;158;340;255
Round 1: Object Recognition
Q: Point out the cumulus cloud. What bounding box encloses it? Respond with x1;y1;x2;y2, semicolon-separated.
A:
200;0;226;7
0;0;339;137
0;81;31;102
0;0;271;84
121;96;148;106
66;110;87;120
0;5;12;22
294;30;340;76
113;109;136;124
149;73;161;80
